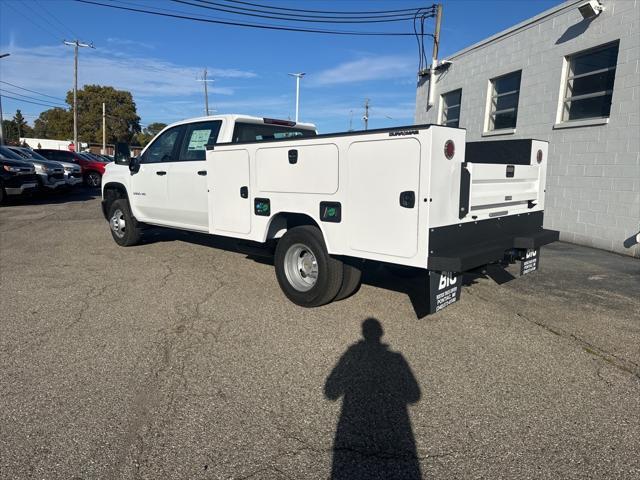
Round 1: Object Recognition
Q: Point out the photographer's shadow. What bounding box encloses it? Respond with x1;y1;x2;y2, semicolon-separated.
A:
324;318;422;480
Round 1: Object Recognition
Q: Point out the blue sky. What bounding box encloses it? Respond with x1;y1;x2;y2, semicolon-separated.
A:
0;0;561;133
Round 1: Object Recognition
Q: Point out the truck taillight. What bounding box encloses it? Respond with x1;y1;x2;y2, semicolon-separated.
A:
444;140;455;160
536;149;543;164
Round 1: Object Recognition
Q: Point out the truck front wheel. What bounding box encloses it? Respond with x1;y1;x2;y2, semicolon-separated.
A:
108;199;142;247
275;225;343;307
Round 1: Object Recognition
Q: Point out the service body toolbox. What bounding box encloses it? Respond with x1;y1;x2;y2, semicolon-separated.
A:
103;115;558;314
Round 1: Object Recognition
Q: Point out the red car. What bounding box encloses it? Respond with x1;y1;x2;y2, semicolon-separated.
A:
35;149;108;187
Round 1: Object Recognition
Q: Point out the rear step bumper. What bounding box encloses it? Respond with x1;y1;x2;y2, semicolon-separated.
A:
427;211;558;272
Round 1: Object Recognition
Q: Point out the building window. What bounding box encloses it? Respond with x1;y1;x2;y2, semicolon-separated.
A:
440;89;462;128
562;42;619;122
487;70;522;131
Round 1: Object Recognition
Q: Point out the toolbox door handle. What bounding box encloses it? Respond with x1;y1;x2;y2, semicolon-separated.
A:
459;163;471;219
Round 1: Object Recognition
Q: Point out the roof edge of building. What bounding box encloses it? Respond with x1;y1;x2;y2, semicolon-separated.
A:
445;0;584;61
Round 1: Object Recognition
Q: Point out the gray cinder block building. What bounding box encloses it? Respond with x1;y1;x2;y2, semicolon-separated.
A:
415;0;639;257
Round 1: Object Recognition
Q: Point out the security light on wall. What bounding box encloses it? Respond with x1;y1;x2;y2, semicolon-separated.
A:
578;0;604;19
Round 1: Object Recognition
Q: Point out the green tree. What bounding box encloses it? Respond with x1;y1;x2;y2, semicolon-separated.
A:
33;107;73;140
13;110;33;138
69;85;141;144
2;119;19;143
134;122;167;147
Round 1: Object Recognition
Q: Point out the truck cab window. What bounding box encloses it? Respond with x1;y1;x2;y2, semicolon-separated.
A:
232;122;316;143
144;127;182;163
179;120;222;161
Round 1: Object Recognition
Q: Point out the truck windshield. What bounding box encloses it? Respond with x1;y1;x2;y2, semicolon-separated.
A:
232;122;316;143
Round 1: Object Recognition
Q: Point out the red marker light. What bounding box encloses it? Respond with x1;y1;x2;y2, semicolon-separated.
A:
536;149;543;164
444;140;455;160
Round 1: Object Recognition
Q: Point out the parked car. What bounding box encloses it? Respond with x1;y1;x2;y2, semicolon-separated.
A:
0;153;38;204
7;146;83;188
0;146;66;192
35;149;106;187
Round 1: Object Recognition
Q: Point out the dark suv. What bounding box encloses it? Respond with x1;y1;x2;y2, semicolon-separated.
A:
0;154;38;204
35;149;107;187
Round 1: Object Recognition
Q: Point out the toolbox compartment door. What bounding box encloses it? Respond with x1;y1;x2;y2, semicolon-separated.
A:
207;148;251;235
346;137;421;258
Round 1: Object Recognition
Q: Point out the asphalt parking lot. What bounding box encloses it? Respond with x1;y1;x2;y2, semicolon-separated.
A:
1;188;639;480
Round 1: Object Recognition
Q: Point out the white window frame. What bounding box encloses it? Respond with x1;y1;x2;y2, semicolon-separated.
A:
554;41;619;128
439;89;462;128
483;70;522;135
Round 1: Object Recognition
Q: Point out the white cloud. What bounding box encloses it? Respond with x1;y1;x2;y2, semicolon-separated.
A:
0;43;257;100
106;37;155;49
309;55;416;86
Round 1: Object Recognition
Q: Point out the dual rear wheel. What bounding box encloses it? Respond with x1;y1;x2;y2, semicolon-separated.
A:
274;225;362;307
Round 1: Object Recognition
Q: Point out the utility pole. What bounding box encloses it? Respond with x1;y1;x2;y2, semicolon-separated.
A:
102;102;106;154
64;40;94;151
363;98;370;131
197;68;214;116
0;53;10;145
287;73;305;122
427;4;443;107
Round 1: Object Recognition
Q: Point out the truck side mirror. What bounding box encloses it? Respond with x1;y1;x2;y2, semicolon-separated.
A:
129;156;140;174
114;142;131;165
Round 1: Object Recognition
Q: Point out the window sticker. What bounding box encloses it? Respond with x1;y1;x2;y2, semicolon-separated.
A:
188;129;211;151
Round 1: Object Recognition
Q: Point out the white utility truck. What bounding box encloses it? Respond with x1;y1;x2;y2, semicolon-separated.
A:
102;115;558;314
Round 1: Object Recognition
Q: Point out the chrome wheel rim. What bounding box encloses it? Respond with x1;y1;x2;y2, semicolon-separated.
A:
110;209;126;238
88;173;100;187
284;243;318;292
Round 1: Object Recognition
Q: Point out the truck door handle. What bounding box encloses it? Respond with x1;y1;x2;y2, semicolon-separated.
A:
399;191;415;208
197;170;207;176
156;171;167;176
240;186;248;198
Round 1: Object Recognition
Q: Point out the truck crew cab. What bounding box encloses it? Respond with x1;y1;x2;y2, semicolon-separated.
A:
102;114;558;314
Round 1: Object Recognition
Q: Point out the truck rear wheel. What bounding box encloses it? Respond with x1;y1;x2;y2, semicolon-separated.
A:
334;262;362;301
275;225;343;307
108;199;142;247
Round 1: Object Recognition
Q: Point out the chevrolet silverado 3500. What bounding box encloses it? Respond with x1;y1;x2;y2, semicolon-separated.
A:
101;114;558;314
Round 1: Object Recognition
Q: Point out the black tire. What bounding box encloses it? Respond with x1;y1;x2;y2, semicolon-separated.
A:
0;180;5;205
334;261;363;301
274;225;343;307
85;171;102;188
107;199;142;246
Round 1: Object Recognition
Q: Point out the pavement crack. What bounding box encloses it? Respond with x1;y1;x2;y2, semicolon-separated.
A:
516;312;640;380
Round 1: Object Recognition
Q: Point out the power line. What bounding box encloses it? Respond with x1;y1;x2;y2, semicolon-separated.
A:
0;88;67;107
0;94;67;109
0;80;67;103
74;0;418;36
34;0;81;39
178;0;420;23
20;0;70;40
220;0;425;15
3;1;62;42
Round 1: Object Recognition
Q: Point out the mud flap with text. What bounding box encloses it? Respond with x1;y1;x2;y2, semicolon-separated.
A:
428;271;462;314
519;248;540;276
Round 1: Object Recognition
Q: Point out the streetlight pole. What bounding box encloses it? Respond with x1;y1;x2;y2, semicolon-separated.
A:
288;73;305;122
64;40;94;151
0;53;10;145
